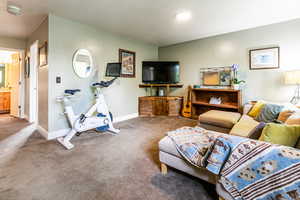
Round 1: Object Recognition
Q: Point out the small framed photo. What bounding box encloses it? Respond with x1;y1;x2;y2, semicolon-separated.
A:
203;72;220;86
39;41;48;67
249;47;280;70
25;56;30;78
219;71;231;86
119;49;135;78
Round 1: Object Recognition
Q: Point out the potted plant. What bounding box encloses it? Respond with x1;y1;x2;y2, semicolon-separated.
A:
231;64;245;90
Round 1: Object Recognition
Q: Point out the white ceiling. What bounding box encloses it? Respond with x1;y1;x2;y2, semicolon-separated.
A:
1;0;300;46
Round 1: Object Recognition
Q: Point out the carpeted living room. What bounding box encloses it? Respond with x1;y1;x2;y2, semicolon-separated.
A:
0;117;218;200
1;1;300;200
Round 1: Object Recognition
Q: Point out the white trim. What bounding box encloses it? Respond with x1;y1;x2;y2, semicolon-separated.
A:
47;128;70;140
19;50;25;118
114;113;138;123
23;115;29;121
37;113;139;140
29;41;38;123
37;125;48;139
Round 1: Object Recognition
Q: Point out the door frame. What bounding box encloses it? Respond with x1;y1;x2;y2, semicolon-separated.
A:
0;47;25;118
29;41;39;124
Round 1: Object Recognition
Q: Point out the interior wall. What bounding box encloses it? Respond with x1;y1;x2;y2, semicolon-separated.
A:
48;14;158;133
0;36;26;50
26;17;49;130
159;18;300;103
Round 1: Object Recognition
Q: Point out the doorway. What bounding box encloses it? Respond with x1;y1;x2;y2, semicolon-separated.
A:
0;49;24;119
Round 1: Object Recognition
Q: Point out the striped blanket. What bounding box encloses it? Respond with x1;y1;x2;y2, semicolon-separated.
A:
167;126;300;200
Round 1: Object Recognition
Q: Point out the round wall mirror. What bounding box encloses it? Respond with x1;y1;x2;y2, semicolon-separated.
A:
72;49;93;78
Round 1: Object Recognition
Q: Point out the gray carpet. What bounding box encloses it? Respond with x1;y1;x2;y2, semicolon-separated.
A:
0;115;29;141
0;116;217;200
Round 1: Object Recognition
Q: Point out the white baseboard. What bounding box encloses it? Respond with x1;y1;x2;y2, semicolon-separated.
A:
37;125;48;139
23;115;29;121
48;128;70;140
114;113;138;123
37;113;139;140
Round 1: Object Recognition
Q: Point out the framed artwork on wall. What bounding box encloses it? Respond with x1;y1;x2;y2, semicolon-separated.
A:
201;67;233;87
219;70;231;86
39;41;48;67
249;47;280;70
25;56;30;78
203;72;220;86
119;49;136;78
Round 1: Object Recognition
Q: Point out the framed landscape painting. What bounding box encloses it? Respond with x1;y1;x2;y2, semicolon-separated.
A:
249;47;280;70
119;49;136;78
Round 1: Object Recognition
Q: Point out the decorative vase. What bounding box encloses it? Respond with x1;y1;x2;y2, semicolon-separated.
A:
232;84;240;90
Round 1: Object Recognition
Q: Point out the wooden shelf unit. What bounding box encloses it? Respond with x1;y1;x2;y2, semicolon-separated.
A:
191;88;241;119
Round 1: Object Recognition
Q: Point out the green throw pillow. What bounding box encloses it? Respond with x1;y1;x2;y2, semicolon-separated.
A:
259;123;300;147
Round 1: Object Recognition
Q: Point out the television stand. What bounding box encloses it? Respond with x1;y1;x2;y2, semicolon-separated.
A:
138;84;184;117
139;83;183;96
138;96;183;117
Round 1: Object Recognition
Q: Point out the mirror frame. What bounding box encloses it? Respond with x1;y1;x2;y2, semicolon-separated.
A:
72;49;94;78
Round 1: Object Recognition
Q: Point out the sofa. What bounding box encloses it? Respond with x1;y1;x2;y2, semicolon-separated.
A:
158;101;300;200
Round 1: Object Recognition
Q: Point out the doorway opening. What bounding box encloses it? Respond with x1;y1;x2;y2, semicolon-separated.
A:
0;49;24;119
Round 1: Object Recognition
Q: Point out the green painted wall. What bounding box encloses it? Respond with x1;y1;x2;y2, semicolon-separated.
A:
159;19;300;103
48;14;158;133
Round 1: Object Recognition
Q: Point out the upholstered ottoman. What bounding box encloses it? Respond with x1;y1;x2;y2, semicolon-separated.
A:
159;136;217;184
198;110;241;133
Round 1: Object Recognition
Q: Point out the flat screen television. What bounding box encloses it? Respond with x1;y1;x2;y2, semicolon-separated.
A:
142;61;180;84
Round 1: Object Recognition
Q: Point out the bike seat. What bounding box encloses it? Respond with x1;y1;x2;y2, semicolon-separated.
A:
64;89;81;95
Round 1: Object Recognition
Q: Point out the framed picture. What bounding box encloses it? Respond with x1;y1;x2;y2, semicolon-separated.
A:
203;72;220;86
219;71;231;86
25;56;30;78
39;41;48;67
119;49;135;78
249;47;280;70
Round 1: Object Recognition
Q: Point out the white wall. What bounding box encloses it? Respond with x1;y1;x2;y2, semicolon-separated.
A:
159;19;300;103
26;17;49;131
48;14;158;133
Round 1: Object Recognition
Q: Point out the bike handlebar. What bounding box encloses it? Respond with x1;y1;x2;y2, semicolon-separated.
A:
92;77;117;88
64;89;81;95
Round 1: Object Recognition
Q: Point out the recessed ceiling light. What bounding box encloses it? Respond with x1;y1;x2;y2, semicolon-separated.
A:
7;3;22;16
176;11;192;22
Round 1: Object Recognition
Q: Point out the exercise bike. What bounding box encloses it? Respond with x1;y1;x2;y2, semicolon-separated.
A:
56;77;120;149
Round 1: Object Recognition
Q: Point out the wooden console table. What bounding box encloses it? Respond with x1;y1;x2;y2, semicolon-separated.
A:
139;96;183;117
191;88;242;119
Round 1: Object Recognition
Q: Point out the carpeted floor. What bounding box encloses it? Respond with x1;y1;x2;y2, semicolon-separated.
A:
0;116;217;200
0;114;29;141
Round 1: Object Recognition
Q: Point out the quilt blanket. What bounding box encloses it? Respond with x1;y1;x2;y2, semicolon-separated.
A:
167;126;300;200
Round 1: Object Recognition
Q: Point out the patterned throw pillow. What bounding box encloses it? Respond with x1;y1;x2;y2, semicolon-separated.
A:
256;104;284;123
